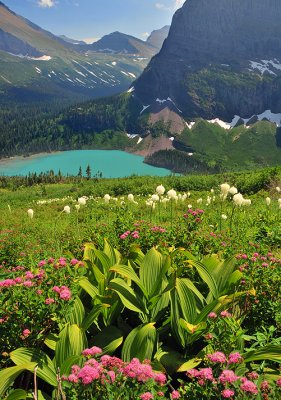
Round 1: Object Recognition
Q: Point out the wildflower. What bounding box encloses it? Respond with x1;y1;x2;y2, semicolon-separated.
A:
167;189;177;199
229;186;238;195
221;214;227;220
45;298;55;304
22;329;31;338
128;193;134;202
219;370;239;384
38;260;47;267
261;381;270;392
242;198;251;206
197;198;202;204
208;312;217;319
78;197;86;205
104;194;111;203
276;186;281;192
155;373;167;385
186;369;199;378
156;185;165;195
131;231;140;239
68;374;79;383
220;183;230;199
197;368;213;381
63;205;71;214
70;259;79;265
220;310;232;318
27;209;34;218
77;365;100;384
75;204;80;210
59;287;72;301
171;390;180;399
228;352;243;364
140;393;153;400
82;346;102;356
221;389;235;398
240;379;258;394
151;194;160;202
233;193;244;206
265;197;271;206
157;392;165;397
207;352;227;363
276;378;281;386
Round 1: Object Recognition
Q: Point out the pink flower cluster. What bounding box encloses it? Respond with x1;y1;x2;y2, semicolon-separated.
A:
150;226;166;233
206;351;243;366
120;230;140;239
65;350;168;393
52;285;72;301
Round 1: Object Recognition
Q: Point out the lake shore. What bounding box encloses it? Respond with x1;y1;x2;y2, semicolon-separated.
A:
0;151;62;166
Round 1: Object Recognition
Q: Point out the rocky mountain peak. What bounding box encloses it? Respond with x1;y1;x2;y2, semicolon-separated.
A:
134;0;281;120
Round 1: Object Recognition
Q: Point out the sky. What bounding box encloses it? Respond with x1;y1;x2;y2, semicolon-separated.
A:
3;0;185;43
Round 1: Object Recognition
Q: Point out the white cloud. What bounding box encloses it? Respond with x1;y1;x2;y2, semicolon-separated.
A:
83;37;100;44
141;32;150;39
174;0;185;10
155;0;185;12
38;0;56;8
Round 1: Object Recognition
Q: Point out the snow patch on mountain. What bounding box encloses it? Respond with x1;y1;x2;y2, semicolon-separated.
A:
249;59;281;75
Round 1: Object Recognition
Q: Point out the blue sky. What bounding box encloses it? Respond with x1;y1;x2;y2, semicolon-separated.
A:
3;0;184;42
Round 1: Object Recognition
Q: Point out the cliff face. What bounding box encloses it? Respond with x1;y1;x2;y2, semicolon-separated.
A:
133;0;281;120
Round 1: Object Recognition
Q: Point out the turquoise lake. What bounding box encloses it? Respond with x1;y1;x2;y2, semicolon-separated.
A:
0;150;172;178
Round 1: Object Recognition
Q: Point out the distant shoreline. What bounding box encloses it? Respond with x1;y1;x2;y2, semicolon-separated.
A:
0;151;62;165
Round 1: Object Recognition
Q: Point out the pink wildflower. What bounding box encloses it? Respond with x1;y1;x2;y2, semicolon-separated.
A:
247;372;259;380
25;271;34;279
22;329;31;338
220;310;232;318
208;312;217;319
38;260;46;267
228;352;243;364
82;346;102;356
107;370;115;383
240;379;258;394
77;365;100;384
37;289;43;295
261;381;270;392
155;373;167;385
52;286;60;293
207;351;227;363
140;392;153;400
59;287;72;301
276;378;281;387
70;259;79;265
219;370;239;384
198;368;213;381
186;369;199;378
45;298;55;304
171;390;180;399
68;373;79;383
221;389;235;398
157;392;165;397
48;257;55;264
14;277;23;284
23;280;33;287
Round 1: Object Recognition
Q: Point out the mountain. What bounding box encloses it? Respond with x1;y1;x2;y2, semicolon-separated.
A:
146;25;170;50
59;35;86;45
0;2;154;105
89;31;159;58
133;0;281;122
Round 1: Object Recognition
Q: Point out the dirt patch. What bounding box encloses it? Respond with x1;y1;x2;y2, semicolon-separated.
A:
130;135;174;157
149;107;185;134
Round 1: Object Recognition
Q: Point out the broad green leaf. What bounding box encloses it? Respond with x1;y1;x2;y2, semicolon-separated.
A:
122;323;157;362
243;345;281;363
81;303;109;331
155;347;187;374
176;278;198;323
110;278;147;314
139;248;169;298
188;260;218;299
65;297;85;326
94;249;112;274
5;389;27;400
92;326;123;354
110;264;147;297
78;277;99;298
60;355;84;375
55;324;87;369
0;365;34;396
179;319;207;334
103;239;121;265
170;288;185;348
10;348;57;387
177;357;202;372
44;333;59;351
